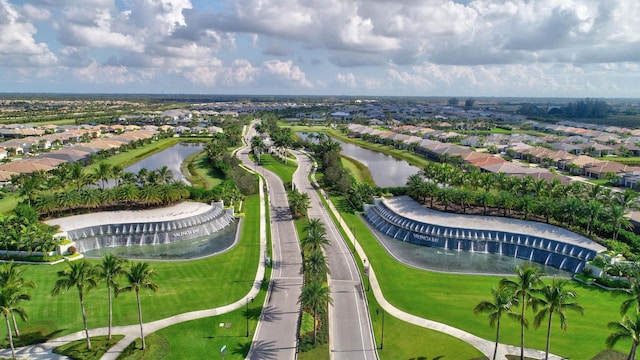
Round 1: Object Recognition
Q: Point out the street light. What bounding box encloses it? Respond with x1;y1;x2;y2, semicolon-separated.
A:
376;308;385;350
246;297;254;337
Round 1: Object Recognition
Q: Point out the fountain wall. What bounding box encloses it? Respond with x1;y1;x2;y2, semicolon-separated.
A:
364;198;603;273
61;202;235;253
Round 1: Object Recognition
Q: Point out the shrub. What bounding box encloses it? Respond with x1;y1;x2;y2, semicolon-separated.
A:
67;246;77;255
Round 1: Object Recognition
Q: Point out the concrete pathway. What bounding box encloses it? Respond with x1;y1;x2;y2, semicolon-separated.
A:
0;143;268;360
319;188;565;359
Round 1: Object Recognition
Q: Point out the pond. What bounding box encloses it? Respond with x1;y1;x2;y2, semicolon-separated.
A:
297;132;420;187
124;142;205;184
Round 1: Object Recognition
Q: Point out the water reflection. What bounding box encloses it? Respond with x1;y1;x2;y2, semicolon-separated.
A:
368;220;571;277
297;132;420;187
124;142;205;183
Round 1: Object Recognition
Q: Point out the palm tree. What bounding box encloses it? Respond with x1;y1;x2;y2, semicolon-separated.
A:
98;255;127;340
0;286;30;360
303;249;331;282
474;287;519;360
610;205;632;241
118;262;158;350
94;162;113;189
52;260;99;350
499;264;545;360
533;278;584;360
157;166;174;184
0;261;35;338
301;219;329;254
618;273;640;316
298;278;332;344
69;162;92;192
606;314;640;360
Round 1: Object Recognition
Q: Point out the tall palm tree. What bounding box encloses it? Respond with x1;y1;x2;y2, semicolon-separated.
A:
618;273;640;316
499;264;545;360
533;278;584;360
298;279;332;344
0;261;35;338
118;262;158;350
0;286;30;360
98;255;127;340
52;260;100;350
301;227;330;254
69;162;92;192
474;287;519;360
157;166;174;184
606;314;640;360
610;205;632;241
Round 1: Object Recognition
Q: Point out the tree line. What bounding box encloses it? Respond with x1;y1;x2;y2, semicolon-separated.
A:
406;162;640;259
0;257;157;360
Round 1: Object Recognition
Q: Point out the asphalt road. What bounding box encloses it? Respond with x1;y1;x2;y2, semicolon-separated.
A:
241;127;303;360
292;150;377;360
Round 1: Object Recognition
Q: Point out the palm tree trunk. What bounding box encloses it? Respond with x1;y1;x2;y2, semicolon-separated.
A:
520;299;525;360
629;341;637;360
493;319;500;360
136;289;146;349
545;313;552;360
108;286;113;340
313;307;317;345
10;311;20;337
78;289;91;350
5;314;16;360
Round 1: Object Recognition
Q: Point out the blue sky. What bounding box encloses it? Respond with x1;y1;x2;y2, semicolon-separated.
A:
1;0;640;97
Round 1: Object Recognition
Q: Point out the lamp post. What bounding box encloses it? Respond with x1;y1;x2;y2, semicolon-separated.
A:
376;308;385;350
246;297;254;337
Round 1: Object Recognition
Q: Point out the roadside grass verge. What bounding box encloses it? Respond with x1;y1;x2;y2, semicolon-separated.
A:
259;154;297;186
331;193;625;359
0;195;261;343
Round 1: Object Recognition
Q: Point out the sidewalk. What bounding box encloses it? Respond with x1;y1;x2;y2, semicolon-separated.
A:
0;175;268;360
318;187;563;359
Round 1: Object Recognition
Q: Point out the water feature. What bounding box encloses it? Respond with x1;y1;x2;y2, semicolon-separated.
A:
125;142;204;184
370;221;571;277
297;132;420;187
83;219;239;260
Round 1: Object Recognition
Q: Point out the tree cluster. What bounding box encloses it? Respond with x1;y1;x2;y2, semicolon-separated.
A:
475;264;583;360
0;205;59;260
406;163;640;258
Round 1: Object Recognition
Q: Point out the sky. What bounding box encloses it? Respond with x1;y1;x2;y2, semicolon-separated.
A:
1;0;640;98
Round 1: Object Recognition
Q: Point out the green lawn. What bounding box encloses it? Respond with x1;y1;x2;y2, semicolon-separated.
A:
184;152;224;189
259;154;297;185
340;155;375;186
151;276;268;360
332;195;628;359
0;194;261;343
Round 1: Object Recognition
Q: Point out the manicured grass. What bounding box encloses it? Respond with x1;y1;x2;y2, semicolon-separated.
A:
53;335;124;360
0;192;20;215
184;152;224;189
116;333;169;360
88;138;180;170
340;155;375;185
259;154;297;186
332;194;627;359
150;282;267;360
0;195;261;343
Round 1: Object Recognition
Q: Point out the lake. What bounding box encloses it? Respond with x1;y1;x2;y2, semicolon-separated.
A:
297;132;420;187
124;142;205;183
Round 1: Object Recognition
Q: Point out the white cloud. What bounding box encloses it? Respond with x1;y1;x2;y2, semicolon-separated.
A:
0;0;57;67
74;61;138;84
336;72;357;88
263;59;312;87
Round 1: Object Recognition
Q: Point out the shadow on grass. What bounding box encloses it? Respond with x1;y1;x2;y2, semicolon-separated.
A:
238;340;279;360
0;320;65;348
53;335;124;360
